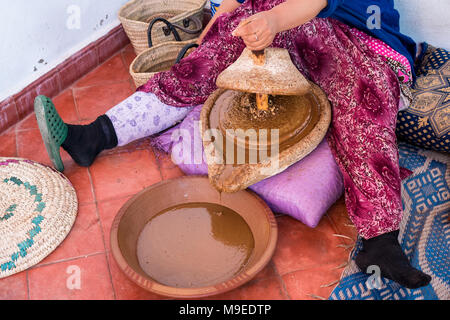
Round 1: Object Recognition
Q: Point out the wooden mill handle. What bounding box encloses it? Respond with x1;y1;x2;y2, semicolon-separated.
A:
255;93;268;111
233;20;269;110
251;49;265;66
251;50;269;111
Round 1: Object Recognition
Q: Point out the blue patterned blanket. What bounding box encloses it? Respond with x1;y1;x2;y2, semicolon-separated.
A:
330;142;449;300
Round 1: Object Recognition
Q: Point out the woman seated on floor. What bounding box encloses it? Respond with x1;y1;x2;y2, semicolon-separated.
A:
35;0;432;289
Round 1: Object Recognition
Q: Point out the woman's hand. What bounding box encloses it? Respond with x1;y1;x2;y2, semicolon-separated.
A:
232;11;279;51
232;0;328;50
197;0;242;45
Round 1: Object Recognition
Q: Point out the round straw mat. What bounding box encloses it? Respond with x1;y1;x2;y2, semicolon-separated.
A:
0;158;78;278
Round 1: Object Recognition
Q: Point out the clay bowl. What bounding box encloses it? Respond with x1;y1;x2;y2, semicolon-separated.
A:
110;176;277;298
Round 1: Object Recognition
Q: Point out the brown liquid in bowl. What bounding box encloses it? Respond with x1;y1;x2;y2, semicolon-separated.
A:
136;203;255;288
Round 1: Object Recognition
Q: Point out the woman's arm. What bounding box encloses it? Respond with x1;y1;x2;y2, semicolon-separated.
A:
197;0;243;44
233;0;328;51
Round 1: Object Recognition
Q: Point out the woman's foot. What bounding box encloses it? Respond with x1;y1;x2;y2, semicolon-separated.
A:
62;115;118;168
355;230;432;289
34;95;118;171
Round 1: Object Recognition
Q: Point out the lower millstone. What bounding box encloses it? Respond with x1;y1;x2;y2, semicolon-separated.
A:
208;90;320;163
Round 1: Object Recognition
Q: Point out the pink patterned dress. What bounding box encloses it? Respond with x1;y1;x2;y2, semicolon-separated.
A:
139;0;413;239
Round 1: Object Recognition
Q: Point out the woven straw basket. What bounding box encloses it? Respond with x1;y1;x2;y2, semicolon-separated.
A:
130;40;198;87
119;0;206;55
0;158;77;278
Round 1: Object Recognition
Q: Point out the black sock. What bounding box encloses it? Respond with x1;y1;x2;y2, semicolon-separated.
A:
61;115;118;167
355;230;432;289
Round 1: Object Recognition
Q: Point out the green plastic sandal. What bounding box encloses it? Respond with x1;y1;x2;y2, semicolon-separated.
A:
34;95;68;172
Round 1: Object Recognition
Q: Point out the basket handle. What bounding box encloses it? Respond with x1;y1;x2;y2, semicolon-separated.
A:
175;43;199;64
147;17;182;48
163;16;203;36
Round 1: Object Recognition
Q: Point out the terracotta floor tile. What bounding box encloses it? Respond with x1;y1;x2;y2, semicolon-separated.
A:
272;215;350;275
75;119;95;125
53;89;80;123
73;81;133;121
0;127;17;157
326;197;358;243
89;149;161;202
64;162;95;204
161;165;185;181
28;254;114;300
0;272;28;300
122;44;137;71
37;204;105;266
107;252;164;300
16;89;79;132
101;137;153;157
15;128;48;164
203;277;288;300
154;149;186;180
282;263;344;300
97;195;132;250
253;261;277;281
75;53;130;88
16;113;38;131
16;128;72;167
16;125;78;175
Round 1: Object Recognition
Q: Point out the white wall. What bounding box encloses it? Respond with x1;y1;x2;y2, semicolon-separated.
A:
395;0;450;51
0;0;449;101
0;0;128;101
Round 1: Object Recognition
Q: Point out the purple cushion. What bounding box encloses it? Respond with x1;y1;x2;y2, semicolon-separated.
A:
153;106;344;227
